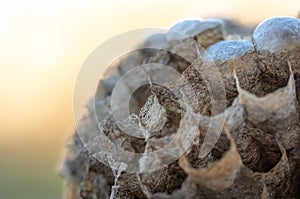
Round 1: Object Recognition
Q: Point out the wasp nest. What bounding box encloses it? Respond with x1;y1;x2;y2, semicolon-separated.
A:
62;16;300;199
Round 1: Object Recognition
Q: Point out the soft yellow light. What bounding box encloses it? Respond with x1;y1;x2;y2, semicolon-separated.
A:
22;33;64;65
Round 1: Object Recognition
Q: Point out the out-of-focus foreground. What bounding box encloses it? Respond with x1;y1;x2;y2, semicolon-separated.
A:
0;1;299;198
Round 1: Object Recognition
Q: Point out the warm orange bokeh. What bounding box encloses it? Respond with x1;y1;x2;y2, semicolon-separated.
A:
0;1;298;198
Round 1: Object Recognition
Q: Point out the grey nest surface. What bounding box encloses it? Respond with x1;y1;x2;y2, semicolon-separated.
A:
62;16;300;199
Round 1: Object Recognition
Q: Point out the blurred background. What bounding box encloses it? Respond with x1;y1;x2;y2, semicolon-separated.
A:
0;0;298;198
